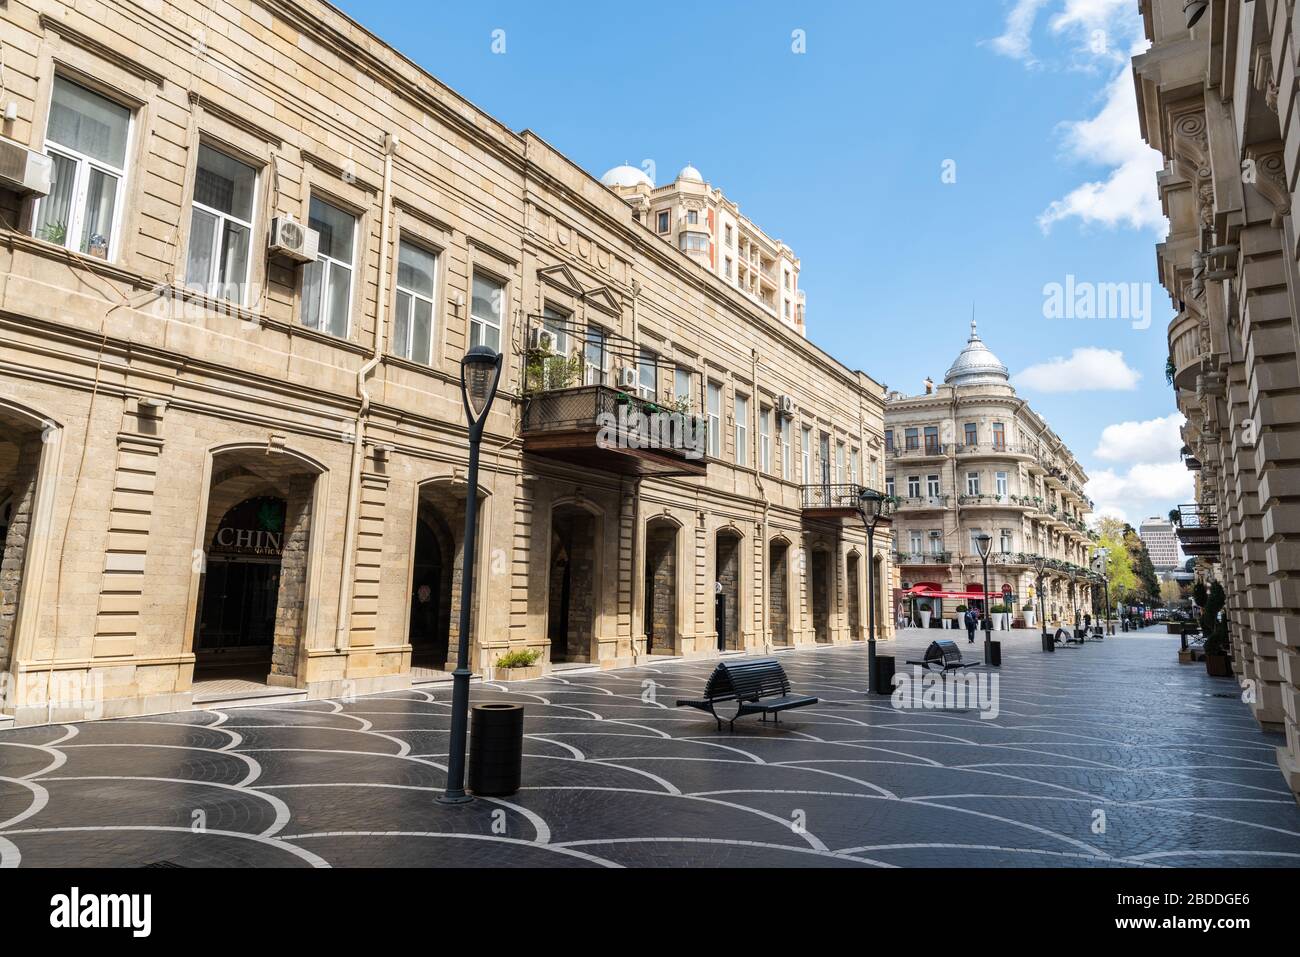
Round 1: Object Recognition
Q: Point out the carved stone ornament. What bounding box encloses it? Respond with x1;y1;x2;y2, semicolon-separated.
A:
1244;144;1291;226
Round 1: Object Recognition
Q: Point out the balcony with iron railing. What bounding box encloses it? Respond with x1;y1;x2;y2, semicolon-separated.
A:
522;384;709;477
954;442;1035;460
957;494;1031;511
1174;503;1220;557
801;483;871;519
894;494;951;512
894;551;953;566
887;441;948;461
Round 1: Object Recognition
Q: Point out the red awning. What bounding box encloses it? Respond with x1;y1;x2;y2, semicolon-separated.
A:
903;586;989;601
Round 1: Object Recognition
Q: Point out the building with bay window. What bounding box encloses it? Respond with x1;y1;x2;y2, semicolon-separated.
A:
884;323;1095;629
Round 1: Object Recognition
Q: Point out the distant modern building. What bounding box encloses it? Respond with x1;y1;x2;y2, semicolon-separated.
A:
884;322;1095;629
601;163;807;336
1139;516;1181;571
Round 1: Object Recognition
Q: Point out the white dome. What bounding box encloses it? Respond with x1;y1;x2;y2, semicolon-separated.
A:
601;164;654;190
944;321;1010;387
677;163;704;183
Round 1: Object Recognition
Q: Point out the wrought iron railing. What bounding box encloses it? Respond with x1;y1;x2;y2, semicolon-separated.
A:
889;442;947;458
801;483;864;511
1176;503;1219;529
896;495;950;509
894;552;952;565
522;385;708;457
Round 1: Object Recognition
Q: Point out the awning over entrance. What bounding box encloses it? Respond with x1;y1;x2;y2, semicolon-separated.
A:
903;583;987;601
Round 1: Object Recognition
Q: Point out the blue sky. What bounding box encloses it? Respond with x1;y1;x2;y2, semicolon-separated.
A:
334;0;1187;526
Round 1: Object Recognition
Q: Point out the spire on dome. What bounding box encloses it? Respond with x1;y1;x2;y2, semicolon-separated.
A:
945;321;1010;387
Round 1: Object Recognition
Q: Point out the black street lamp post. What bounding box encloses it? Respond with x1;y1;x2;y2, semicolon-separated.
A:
1034;554;1052;652
1094;546;1114;635
857;488;886;693
439;345;503;805
975;533;994;665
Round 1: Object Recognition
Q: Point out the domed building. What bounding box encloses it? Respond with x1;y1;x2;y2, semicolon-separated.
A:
599;160;806;336
883;322;1096;632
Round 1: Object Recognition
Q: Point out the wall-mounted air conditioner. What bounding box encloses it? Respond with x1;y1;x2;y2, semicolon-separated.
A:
617;367;638;390
0;141;52;197
268;215;320;263
776;394;797;418
529;327;557;353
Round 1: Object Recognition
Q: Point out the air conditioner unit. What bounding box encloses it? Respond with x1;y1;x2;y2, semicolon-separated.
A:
268;215;319;263
529;327;557;353
617;367;638;390
776;394;797;418
0;141;52;197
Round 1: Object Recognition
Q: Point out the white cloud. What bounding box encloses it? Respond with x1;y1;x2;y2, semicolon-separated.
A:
1086;460;1193;528
1013;348;1142;392
1093;413;1185;464
1039;65;1165;233
990;0;1051;64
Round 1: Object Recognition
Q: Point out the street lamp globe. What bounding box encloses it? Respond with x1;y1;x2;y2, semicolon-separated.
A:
975;532;993;561
462;345;502;422
858;486;884;520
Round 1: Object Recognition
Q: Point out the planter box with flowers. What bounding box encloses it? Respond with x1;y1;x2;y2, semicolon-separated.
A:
494;648;545;681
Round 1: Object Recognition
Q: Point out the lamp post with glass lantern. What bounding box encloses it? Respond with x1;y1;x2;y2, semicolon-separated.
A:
439;345;503;805
975;533;994;664
857;487;886;693
1034;553;1052;652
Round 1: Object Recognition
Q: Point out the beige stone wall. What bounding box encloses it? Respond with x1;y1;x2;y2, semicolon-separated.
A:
0;0;892;723
1137;0;1300;801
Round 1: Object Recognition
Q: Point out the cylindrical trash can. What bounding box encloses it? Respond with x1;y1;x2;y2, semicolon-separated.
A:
1041;632;1056;653
986;640;1002;667
468;703;524;797
873;655;896;695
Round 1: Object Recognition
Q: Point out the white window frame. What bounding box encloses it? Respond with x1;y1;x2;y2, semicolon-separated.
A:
966;472;980;496
801;426;812;483
302;196;357;338
996;471;1009;500
734;394;750;467
186;144;258;306
927;474;940;498
907;475;921;498
35;79;133;262
781;417;793;479
470;272;505;352
760;407;772;474
674;367;692;406
707;381;723;458
637;347;658;401
393;238;439;364
584;325;607;386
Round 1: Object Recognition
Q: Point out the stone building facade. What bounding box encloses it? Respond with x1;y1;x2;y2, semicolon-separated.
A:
1135;0;1300;800
885;323;1095;629
0;0;891;725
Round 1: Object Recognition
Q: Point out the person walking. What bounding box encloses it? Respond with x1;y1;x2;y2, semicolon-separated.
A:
964;607;978;644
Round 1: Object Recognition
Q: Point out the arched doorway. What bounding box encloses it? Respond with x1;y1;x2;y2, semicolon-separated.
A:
409;504;454;668
0;406;51;674
644;519;678;655
197;496;285;671
769;538;791;647
810;547;831;644
846;552;862;640
193;447;322;685
715;528;742;651
549;504;598;664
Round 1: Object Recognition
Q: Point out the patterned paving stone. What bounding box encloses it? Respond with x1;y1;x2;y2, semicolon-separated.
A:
1;627;1298;868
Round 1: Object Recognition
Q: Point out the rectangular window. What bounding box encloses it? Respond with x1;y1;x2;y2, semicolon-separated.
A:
735;394;749;466
687;209;699;225
904;428;919;450
836;441;846;484
657;210;670;233
724;257;733;279
638;347;658;400
927;474;940;498
542;306;570;358
992;422;1006;449
930;531;944;555
35;76;132;260
850;448;859;486
885;475;895;498
674;367;692;406
966;472;980;496
884;430;894;452
996;471;1009;499
392;239;438;364
801;426;812;482
707;381;723;458
969;529;985;554
780;417;793;478
584;325;607;385
1000;529;1013;553
725;224;734;247
186;144;257;304
907;475;921;498
964;423;978;447
679;232;709;253
302;196;356;338
760;407;772;474
469;272;504;352
910;531;923;554
924;426;940;455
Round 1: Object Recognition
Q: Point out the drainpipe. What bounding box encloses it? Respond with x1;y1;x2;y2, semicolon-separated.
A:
335;132;399;652
751;349;769;653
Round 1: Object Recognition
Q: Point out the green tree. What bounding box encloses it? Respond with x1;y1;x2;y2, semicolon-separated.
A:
1096;529;1138;604
1124;528;1161;605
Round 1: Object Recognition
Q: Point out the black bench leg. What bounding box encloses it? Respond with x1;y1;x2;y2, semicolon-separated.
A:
773;711;780;725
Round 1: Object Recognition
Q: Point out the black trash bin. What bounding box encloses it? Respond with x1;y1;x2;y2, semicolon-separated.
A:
1041;631;1056;653
873;655;896;695
986;640;1002;667
468;703;525;797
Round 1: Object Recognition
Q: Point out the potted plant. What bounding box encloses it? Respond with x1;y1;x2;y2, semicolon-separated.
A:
494;647;544;681
1200;581;1232;677
954;604;968;629
919;604;932;629
1022;602;1036;629
989;603;1007;630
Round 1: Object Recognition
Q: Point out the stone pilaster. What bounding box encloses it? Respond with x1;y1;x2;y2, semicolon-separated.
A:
0;433;43;673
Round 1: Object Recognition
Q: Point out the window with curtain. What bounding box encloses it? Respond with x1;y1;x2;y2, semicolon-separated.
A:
469;273;504;352
35;77;132;260
186;145;257;305
393;239;438;363
301;196;356;338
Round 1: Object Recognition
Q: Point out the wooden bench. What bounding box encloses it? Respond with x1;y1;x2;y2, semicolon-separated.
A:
676;658;818;731
906;639;982;674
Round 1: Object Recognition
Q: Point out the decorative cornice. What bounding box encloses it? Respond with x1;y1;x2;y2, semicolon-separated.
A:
188;91;283;149
300;150;379;195
39;13;167;87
